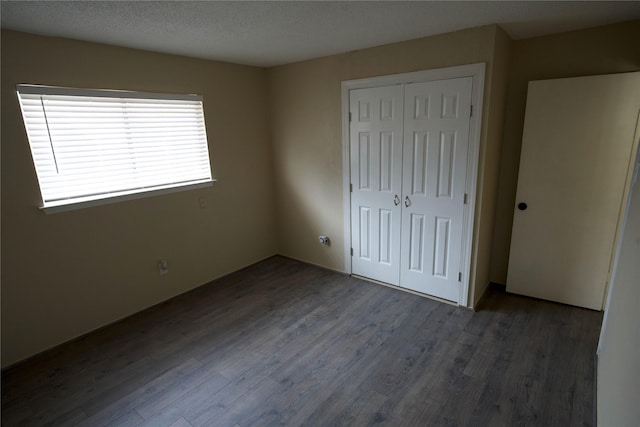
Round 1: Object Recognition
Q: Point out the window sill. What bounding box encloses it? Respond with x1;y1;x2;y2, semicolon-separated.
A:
40;180;216;214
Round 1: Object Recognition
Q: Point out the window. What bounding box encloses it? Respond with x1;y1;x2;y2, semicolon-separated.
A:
17;85;213;213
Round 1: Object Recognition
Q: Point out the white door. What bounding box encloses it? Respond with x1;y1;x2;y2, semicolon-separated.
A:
350;77;473;302
350;85;404;285
506;72;640;310
400;78;473;301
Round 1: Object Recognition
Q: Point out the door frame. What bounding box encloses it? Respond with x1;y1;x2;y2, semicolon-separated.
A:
341;63;486;307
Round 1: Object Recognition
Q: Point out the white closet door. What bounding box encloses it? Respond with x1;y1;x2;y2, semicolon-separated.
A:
400;77;473;301
506;72;640;310
350;85;404;285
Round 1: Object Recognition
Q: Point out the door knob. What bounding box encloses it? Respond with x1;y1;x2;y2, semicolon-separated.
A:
517;202;528;211
404;196;411;207
393;195;400;206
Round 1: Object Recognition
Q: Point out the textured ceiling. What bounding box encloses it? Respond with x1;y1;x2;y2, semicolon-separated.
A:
1;1;639;67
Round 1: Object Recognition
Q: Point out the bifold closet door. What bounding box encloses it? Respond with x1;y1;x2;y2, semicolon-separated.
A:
350;77;472;302
350;85;404;285
400;77;473;301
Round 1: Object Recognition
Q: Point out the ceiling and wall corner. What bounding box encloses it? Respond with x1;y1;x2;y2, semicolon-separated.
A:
1;1;638;67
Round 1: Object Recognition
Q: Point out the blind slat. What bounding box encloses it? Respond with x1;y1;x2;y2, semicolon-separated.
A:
18;86;212;208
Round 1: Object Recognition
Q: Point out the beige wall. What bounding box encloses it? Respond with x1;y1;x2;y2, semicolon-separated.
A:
1;30;277;367
597;150;640;426
6;19;636;368
470;27;511;305
490;20;640;284
267;25;511;306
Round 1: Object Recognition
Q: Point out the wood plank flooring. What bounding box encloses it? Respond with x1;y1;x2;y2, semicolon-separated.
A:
2;256;603;426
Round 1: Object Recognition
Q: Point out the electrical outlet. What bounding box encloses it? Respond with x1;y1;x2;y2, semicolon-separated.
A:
158;260;169;275
198;197;206;209
318;235;330;246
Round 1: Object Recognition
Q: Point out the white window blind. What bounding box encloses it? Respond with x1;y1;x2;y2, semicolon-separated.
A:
17;85;213;211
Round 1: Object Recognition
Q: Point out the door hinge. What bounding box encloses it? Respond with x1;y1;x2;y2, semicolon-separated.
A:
470;105;473;117
349;112;352;122
350;183;353;192
458;272;462;282
464;193;468;204
350;248;354;256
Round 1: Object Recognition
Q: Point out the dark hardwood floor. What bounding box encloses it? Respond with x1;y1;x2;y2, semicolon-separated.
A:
2;256;603;427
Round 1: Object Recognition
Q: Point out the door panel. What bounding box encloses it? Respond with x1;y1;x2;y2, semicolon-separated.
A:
400;77;472;301
408;213;425;272
350;85;404;285
433;216;451;278
506;72;640;310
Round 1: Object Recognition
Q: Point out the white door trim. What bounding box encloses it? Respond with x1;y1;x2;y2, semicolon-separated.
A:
341;63;486;307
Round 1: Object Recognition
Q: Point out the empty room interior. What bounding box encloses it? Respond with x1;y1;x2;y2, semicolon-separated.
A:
1;2;640;426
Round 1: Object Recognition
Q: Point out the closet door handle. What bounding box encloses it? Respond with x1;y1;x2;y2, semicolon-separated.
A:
394;195;400;206
404;196;411;207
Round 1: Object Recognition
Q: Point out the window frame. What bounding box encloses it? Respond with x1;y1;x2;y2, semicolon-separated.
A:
16;84;215;214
